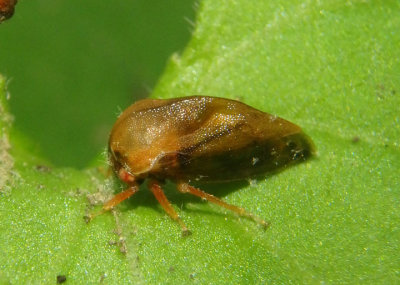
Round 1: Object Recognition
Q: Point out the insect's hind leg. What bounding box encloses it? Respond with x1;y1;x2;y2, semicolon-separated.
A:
177;182;270;229
148;180;191;236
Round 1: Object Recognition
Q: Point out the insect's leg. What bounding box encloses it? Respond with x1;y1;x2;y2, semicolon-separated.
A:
87;185;138;221
103;185;139;211
177;182;269;229
148;180;191;236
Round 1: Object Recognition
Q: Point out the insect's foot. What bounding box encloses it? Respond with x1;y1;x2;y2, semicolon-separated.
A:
84;208;107;224
83;214;93;224
181;229;192;237
261;220;271;230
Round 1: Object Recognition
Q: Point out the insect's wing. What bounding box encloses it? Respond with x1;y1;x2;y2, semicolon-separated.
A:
175;97;314;182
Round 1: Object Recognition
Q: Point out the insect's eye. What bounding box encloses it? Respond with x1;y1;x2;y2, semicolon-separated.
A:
108;145;124;161
109;148;124;168
113;150;122;160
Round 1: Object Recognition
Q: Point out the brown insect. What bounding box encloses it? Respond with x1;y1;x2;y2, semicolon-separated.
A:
0;0;17;23
92;96;314;235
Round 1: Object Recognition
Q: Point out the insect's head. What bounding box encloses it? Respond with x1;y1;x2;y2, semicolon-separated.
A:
108;143;139;185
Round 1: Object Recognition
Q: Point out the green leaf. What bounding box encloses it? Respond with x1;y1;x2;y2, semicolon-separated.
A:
1;0;399;284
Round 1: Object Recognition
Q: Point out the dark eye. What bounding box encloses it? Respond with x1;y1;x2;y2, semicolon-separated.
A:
109;149;123;166
113;150;122;160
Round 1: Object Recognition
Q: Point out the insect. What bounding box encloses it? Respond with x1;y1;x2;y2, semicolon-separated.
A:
0;0;17;23
91;96;314;235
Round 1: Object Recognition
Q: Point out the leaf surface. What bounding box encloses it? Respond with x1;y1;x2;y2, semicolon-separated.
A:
1;1;399;283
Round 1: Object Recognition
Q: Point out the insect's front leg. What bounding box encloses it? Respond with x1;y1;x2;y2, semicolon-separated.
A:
177;182;270;229
87;185;139;222
148;180;192;236
103;185;139;211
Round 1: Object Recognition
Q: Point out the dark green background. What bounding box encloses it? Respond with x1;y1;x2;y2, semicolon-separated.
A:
0;0;195;167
